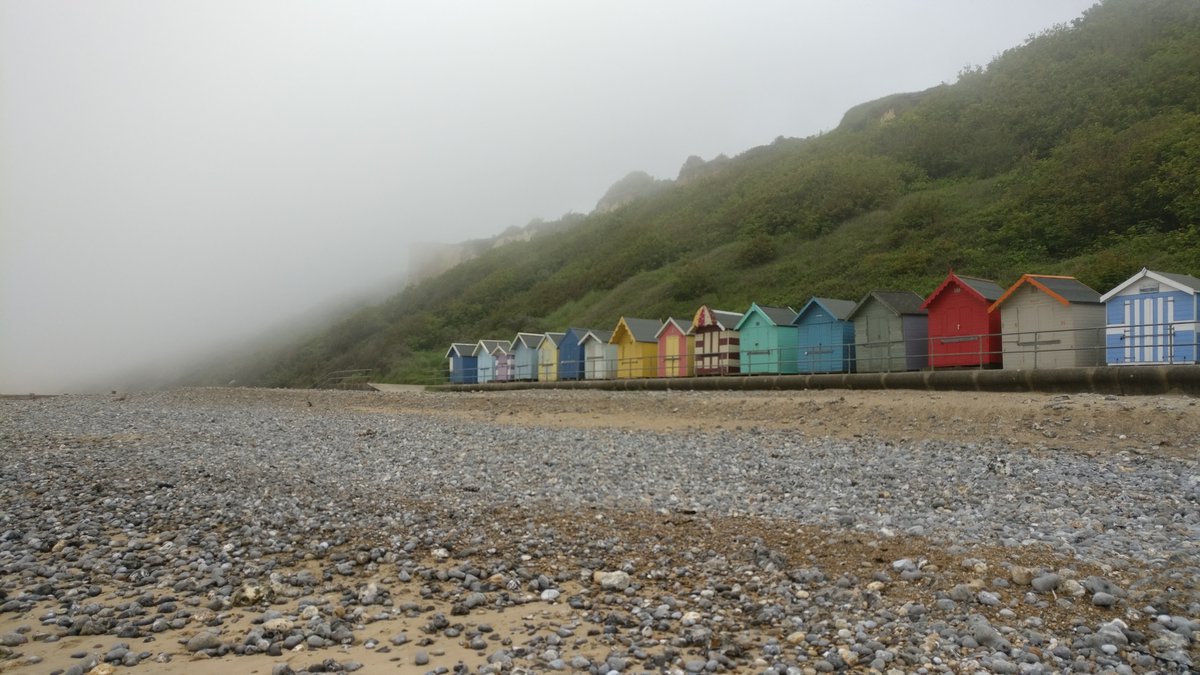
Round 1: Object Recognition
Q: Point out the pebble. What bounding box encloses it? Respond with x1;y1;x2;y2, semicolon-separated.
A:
0;389;1196;675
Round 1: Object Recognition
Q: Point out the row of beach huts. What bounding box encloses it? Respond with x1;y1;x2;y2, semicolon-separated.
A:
444;268;1200;384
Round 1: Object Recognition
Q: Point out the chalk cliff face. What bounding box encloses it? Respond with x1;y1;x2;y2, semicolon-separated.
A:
405;241;472;286
404;215;586;286
592;171;669;213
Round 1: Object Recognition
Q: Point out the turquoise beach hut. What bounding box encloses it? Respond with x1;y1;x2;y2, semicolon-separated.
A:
735;303;798;374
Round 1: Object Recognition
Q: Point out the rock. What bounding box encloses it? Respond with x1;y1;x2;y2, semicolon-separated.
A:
968;614;1011;651
1009;566;1034;585
1092;592;1118;607
1061;579;1086;596
413;650;429;666
593;570;631;590
1031;573;1061;593
262;618;294;633
0;632;28;647
232;583;271;606
186;631;222;652
976;590;1001;606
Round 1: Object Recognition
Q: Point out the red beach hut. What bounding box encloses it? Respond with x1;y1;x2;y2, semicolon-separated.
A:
921;270;1005;368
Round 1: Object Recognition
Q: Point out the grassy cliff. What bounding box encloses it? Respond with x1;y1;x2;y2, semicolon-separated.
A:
211;0;1200;386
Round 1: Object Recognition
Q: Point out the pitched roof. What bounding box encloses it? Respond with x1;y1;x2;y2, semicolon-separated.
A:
735;303;797;330
691;305;743;331
711;310;744;329
544;332;567;347
612;317;663;343
848;290;927;319
511;332;545;350
989;274;1101;312
445;342;476;358
655;317;694;339
1156;270;1200;291
921;271;1004;309
795;297;857;323
1099;267;1200;302
579;329;613;345
476;339;509;355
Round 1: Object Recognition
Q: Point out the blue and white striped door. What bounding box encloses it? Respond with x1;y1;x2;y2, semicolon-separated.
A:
1122;296;1176;363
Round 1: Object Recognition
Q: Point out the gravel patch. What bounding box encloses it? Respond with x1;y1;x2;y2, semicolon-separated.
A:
1;388;1197;673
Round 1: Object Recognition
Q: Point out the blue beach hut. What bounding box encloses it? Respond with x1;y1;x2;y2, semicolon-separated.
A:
792;297;857;373
557;327;590;381
1100;268;1200;365
445;343;478;384
510;332;545;381
475;339;509;384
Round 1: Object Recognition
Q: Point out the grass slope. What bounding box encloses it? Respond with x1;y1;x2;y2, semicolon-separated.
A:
215;0;1200;387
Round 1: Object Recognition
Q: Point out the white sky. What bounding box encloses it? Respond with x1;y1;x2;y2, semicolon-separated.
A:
0;0;1097;393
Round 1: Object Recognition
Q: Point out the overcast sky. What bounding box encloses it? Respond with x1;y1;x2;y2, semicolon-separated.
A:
1;0;1098;393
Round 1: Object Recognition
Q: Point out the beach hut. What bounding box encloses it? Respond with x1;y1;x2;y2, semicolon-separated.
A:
656;318;695;378
1100;268;1200;365
537;332;566;382
848;291;928;373
557;327;590;381
691;306;743;376
510;332;545;381
474;339;509;384
611;317;663;379
445;343;479;384
580;329;617;380
734;303;799;374
792;298;857;374
989;274;1105;369
921;271;1004;368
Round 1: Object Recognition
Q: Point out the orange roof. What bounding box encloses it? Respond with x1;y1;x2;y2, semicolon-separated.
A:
988;274;1101;313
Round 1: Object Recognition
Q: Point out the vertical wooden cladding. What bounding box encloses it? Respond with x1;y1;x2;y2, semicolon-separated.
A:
848;291;928;373
1100;268;1200;365
656;318;695;378
989;275;1104;370
734;304;799;374
792;298;858;374
510;332;545;381
445;343;479;384
691;306;742;376
922;271;1004;368
557;328;590;381
610;317;663;379
538;332;566;382
579;329;617;380
474;339;510;383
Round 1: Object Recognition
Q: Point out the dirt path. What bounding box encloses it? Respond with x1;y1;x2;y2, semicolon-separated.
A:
355;388;1199;458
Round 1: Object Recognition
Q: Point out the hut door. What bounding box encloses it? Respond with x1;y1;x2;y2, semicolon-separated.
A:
1123;296;1175;363
664;336;680;377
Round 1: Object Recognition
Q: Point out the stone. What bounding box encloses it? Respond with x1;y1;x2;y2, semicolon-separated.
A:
593;570;631;590
0;633;28;647
1031;573;1061;593
186;631;222;652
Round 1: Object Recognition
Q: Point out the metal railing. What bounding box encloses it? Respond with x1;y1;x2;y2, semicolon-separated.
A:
439;322;1198;384
312;369;374;389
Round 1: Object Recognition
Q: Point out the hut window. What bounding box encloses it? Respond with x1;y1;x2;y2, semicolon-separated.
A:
1138;283;1159;293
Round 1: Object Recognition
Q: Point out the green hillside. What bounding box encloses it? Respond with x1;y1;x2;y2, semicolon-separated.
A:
225;0;1200;387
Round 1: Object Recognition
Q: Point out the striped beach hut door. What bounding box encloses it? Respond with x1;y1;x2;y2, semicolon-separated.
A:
1123;296;1175;363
